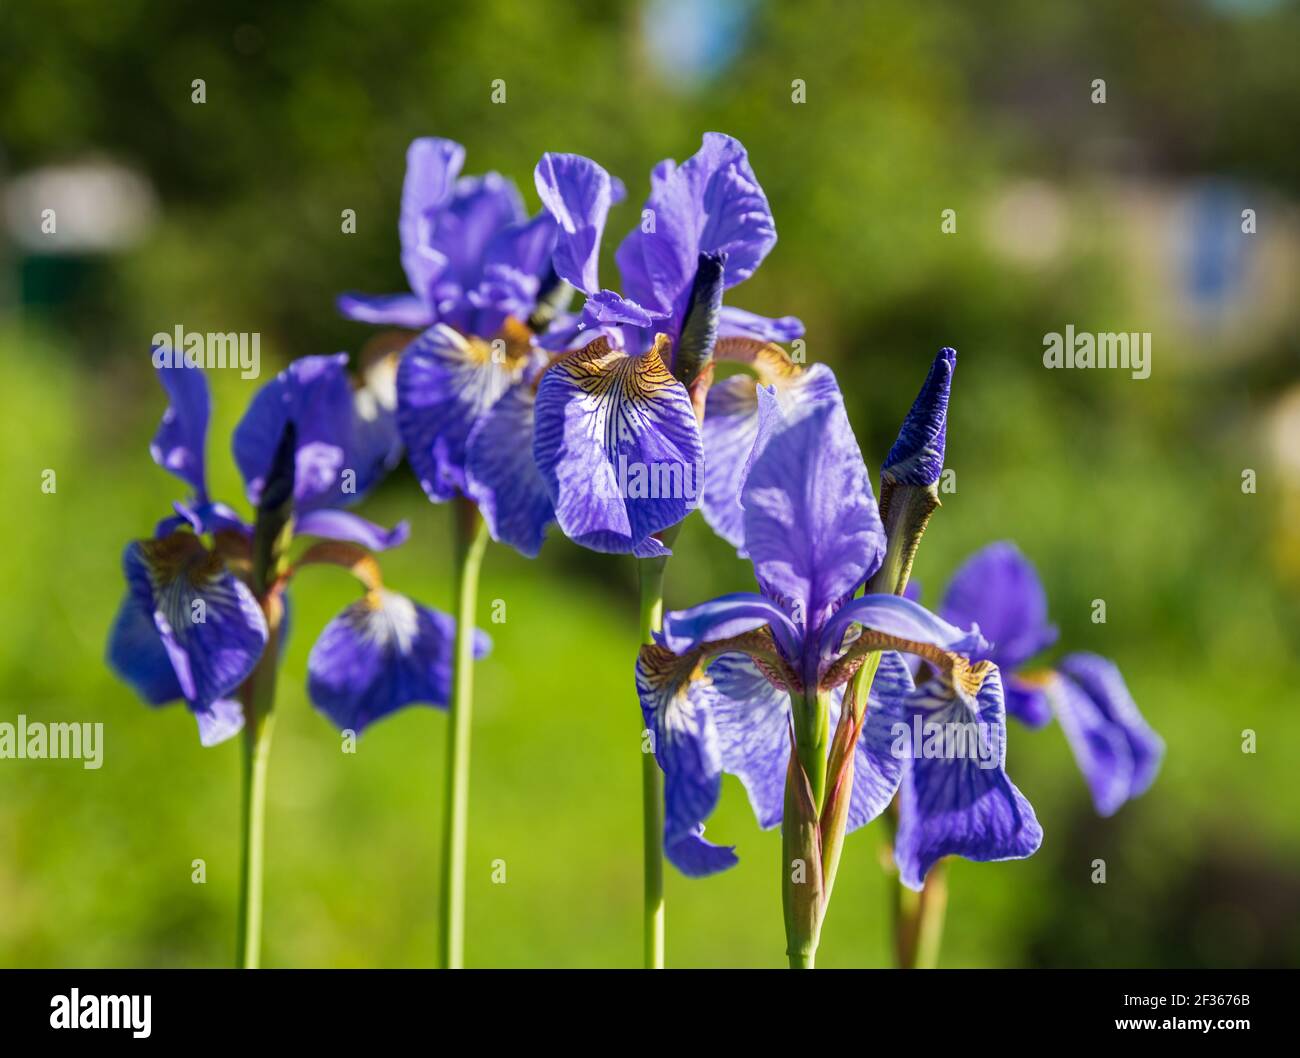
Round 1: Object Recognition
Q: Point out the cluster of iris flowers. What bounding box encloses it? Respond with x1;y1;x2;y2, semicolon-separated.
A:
108;133;1162;969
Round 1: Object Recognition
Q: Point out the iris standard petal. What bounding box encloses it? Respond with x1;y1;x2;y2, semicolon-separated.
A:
121;533;268;716
307;588;490;733
741;385;884;640
483;211;559;283
150;361;210;501
881;347;955;488
432;173;527;296
700;361;841;550
399;137;466;300
336;291;435;328
396;321;531;502
534;152;619;295
940;541;1059;672
1056;652;1164;802
893;666;1043;890
533;335;703;554
615;133;777;322
464;382;555;557
234;353;387;512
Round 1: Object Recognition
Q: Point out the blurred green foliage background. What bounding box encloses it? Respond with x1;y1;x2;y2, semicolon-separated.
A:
1;0;1298;968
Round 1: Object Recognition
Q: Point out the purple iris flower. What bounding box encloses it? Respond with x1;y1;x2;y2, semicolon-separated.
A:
355;139;625;556
108;358;486;743
634;384;1042;886
532;133;816;556
337;137;580;334
939;542;1164;816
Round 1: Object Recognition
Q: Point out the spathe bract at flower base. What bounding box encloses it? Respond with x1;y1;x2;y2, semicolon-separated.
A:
107;355;487;967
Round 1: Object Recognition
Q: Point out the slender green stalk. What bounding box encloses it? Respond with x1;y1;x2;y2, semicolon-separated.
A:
236;597;282;969
440;498;490;970
870;479;950;968
638;554;669;970
885;807;948;969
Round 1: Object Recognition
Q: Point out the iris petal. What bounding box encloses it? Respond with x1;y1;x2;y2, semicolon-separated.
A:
818;593;989;676
615;133;777;324
1045;668;1134;816
717;305;805;343
840;651;914;832
119;533;268;733
150;361;210;501
336;291;435;328
636;645;729;877
195;699;246;747
893;666;1043;889
107;591;184;706
1005;674;1053;728
307;588;490;733
427;172;526;298
708;653;791;829
464;382;555;557
400;137;467;300
701;361;841;550
533;336;703;554
1056;652;1163;804
534;153;619;295
396;323;529;502
294;509;410;552
234;353;387;513
940;541;1059;674
636;623;797;876
659;591;802;668
741;385;884;646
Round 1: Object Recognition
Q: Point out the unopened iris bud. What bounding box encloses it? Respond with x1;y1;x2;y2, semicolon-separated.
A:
675;251;726;404
252;420;297;592
882;346;955;489
870;348;956;595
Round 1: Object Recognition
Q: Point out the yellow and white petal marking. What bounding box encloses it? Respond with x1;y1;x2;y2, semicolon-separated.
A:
137;532;235;637
346;588;421;655
548;333;682;452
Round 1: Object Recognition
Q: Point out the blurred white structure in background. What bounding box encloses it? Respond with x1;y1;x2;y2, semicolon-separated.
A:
4;159;156;255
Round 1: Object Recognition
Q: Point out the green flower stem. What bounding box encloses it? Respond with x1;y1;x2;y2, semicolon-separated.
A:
236;595;282;970
883;807;948;969
637;553;669;970
439;498;490;970
869;478;948;968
